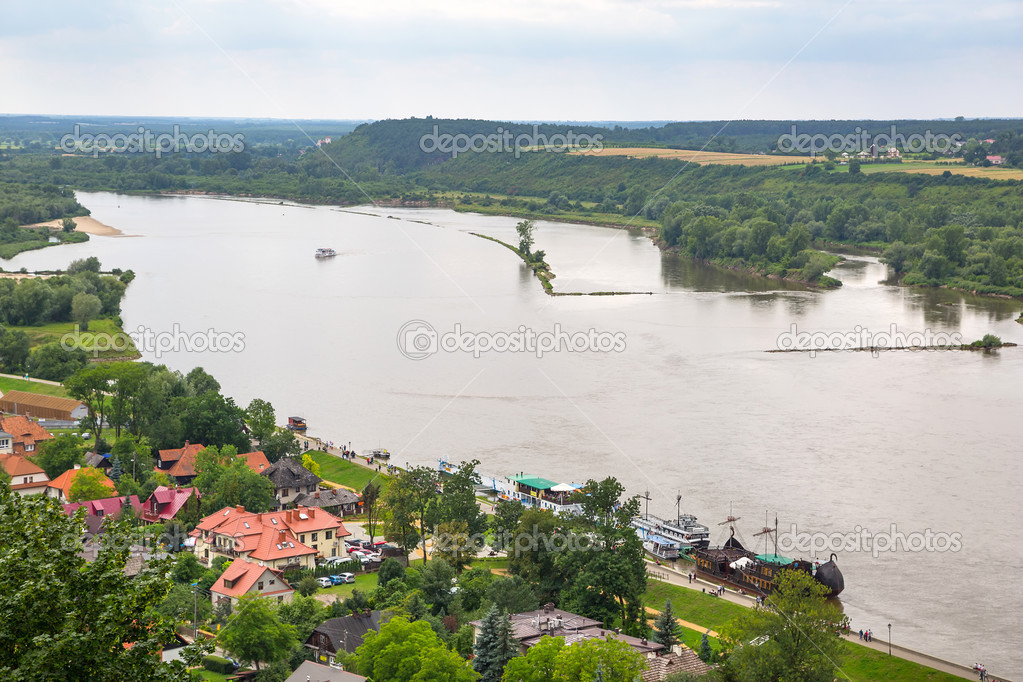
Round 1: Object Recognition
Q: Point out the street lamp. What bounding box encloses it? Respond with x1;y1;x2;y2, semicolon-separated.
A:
888;623;892;656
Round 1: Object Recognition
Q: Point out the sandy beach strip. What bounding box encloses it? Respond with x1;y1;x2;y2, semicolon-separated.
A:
24;215;123;236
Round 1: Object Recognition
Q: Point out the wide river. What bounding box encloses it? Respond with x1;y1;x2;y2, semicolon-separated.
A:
7;191;1022;677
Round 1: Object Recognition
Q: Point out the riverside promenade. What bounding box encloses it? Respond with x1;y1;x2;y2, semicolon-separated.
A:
646;558;1009;681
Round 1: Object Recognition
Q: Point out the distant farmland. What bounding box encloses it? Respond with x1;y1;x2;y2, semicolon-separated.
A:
859;160;1023;181
573;146;813;165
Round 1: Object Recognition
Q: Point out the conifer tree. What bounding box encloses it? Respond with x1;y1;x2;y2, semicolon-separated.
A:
472;604;519;682
653;599;683;650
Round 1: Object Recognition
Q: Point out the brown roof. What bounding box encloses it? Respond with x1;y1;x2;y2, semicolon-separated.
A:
211;560;292;599
0;416;54;454
238;451;271;474
48;466;116;499
161;443;205;479
642;648;712;680
0;390;85;414
0;453;47;478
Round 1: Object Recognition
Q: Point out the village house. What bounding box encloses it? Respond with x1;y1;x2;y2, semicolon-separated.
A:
0;390;88;421
261;456;322;509
190;504;350;570
0;453;50;495
0;415;55;455
986;155;1004;165
46;465;116;503
305;611;383;666
140;486;201;524
294;487;362;516
210;559;294;607
63;494;142;521
154;442;271;485
470;603;664;657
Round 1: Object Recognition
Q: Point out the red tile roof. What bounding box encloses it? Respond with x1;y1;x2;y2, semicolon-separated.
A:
143;486;200;521
238;451;271;474
0;453;47;478
211;560;293;599
0;416;54;455
191;505;349;561
48;466;116;499
161;443;206;479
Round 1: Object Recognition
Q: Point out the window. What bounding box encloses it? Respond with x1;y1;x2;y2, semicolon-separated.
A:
278;596;284;603
312;533;318;542
331;548;336;557
312;544;317;551
257;581;264;590
269;579;275;585
326;530;332;540
300;535;305;543
25;444;34;452
308;485;315;492
204;549;209;558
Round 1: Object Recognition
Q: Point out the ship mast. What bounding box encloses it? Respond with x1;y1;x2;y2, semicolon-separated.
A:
718;502;742;526
753;511;780;556
640;490;651;520
675;492;682;525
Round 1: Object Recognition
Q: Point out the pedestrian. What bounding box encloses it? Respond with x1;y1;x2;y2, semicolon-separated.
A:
858;629;863;640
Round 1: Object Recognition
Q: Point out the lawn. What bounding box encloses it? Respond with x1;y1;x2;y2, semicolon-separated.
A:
197;671;230;682
0;375;70;398
316;571;379;600
8;317;139;359
837;641;964;681
643;578;748;634
308;451;391;492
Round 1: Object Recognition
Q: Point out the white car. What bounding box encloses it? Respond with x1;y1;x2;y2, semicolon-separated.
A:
316;577;333;588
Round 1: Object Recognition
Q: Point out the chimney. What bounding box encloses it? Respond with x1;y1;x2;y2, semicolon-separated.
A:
286;510;293;523
257;513;263;523
235;505;244;513
309;508;315;517
278;530;287;543
184;440;189;446
315;492;320;499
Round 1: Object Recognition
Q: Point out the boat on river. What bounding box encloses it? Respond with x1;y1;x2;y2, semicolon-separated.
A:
631;492;711;556
315;247;337;258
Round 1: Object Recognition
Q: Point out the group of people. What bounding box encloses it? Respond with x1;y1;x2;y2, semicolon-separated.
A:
858;629;874;642
973;663;988;680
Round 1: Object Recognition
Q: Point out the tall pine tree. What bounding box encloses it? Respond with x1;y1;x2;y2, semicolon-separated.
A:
652;599;683;650
472;604;519;682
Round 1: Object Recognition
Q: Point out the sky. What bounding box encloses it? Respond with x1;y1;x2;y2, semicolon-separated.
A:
1;0;1021;121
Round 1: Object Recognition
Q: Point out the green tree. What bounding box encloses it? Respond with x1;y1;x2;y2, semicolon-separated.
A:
245;398;276;444
354;616;478;681
184;366;220;396
26;342;88;381
70;292;102;331
296;575;320;597
490;499;523;553
516;219;536;256
61;217;76;233
454;565;496;613
501;635;643;682
68;467;112;503
653;599;683;650
485;575;539;616
0;487;204;679
197;455;277;514
419;558;457;616
277;593;327;641
720;569;847;682
507;507;566;603
383;465;438;565
170;552;205;584
363;479;382;543
473;604;519;682
433;459;486;537
0;327;30;373
378;557;406;588
65;363;113;444
180;390;250;452
301;452;321;478
218;594;298;671
31;433;83;479
698;632;713;663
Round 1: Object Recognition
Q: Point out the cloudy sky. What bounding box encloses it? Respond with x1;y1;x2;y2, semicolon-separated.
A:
2;0;1021;121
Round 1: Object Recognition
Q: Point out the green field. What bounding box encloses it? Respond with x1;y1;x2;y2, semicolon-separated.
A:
643;578;747;634
316;572;378;600
307;451;391;492
0;375;70;398
838;642;964;681
9;317;139;359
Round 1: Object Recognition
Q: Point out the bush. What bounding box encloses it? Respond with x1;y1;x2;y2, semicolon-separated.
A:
297;575;319;597
203;655;236;674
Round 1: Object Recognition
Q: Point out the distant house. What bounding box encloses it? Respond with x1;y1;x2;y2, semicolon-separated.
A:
641;647;712;680
0;454;50;495
0;415;55;455
986;155;1004;165
306;611;383;664
261;457;323;509
84;452;113;472
0;390;88;421
238;450;271;475
141;486;201;524
295;487;362;516
154;442;205;484
470;603;664;657
286;661;366;682
46;465;117;503
63;494;142;520
190;504;350;569
210;559;294;607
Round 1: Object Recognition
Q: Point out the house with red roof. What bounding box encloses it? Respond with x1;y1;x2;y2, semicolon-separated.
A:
63;494;142;520
155;442;206;485
0;415;54;456
986;155;1004;165
238;450;271;474
0;453;50;495
46;465;117;503
190;505;350;570
210;559;294;607
140;486;201;524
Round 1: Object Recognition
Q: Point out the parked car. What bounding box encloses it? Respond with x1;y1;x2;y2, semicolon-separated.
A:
316;577;333;588
330;573;356;585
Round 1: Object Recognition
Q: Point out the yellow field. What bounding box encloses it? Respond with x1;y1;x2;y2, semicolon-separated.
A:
860;161;1023;180
574;146;813;165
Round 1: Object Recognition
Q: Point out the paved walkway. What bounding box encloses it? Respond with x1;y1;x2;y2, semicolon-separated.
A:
0;372;64;387
645;560;1006;681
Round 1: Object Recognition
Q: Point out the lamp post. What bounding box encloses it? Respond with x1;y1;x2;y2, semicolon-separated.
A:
888;623;892;656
